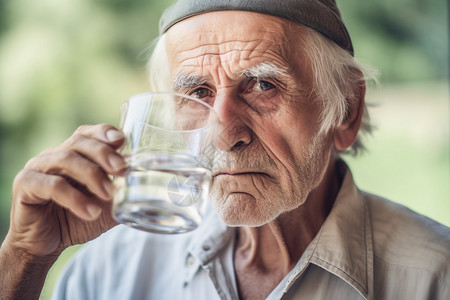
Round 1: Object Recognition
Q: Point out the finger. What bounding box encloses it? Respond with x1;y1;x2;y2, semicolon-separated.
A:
25;150;113;201
14;169;104;220
61;133;127;175
73;124;125;149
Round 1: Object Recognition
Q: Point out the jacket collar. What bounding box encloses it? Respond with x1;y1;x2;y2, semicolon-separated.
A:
308;163;374;299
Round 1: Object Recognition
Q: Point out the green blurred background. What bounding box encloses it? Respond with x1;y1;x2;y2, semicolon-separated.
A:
0;0;448;299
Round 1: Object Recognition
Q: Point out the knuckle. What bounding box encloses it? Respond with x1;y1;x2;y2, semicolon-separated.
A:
74;124;92;135
85;164;103;179
48;176;67;191
58;149;79;162
69;124;116;147
13;169;30;188
24;148;57;170
64;133;85;148
24;155;40;170
75;123;113;136
39;146;57;156
97;143;113;157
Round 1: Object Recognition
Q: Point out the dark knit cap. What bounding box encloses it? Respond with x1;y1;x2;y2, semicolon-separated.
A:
159;0;354;56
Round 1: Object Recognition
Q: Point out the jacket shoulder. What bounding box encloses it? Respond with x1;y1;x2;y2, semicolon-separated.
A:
365;193;450;296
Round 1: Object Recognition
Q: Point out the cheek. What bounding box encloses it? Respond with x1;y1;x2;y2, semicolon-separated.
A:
254;112;325;189
266;103;322;150
254;117;306;168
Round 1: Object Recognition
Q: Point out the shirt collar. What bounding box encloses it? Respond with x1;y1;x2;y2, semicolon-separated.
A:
182;206;235;285
183;161;374;299
186;205;235;264
308;161;374;299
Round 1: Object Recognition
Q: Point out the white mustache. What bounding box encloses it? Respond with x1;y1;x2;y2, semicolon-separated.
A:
211;147;276;175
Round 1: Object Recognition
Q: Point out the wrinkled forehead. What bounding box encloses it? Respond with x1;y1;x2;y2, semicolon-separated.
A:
165;11;309;77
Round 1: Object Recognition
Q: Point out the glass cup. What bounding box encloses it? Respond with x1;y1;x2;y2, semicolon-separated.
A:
113;92;218;234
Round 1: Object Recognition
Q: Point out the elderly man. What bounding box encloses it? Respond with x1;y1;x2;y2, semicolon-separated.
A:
1;0;449;299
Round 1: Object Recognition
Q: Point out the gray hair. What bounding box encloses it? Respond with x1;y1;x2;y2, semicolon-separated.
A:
146;29;377;155
298;27;378;155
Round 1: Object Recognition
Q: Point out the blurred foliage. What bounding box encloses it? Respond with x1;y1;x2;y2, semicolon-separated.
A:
0;0;448;254
340;0;447;82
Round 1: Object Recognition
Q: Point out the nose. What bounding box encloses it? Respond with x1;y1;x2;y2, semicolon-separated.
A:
213;93;252;151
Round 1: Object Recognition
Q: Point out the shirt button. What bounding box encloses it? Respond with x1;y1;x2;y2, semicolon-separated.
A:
202;244;211;251
186;255;195;267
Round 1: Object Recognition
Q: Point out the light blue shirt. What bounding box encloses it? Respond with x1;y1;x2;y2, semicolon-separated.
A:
52;167;450;299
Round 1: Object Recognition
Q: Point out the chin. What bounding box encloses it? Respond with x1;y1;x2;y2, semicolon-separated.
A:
210;191;284;227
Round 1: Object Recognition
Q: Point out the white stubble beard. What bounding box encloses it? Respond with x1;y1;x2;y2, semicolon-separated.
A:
209;131;332;227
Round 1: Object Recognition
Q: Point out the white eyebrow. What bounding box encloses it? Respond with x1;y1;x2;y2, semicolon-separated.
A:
172;62;288;91
240;62;288;79
173;74;207;91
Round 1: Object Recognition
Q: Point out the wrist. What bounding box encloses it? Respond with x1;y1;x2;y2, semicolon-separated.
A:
0;236;60;300
2;228;64;257
1;241;59;267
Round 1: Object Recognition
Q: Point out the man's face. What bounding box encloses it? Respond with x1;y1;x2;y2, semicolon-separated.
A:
166;11;333;226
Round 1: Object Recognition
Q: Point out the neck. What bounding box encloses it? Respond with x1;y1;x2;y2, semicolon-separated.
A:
234;157;342;285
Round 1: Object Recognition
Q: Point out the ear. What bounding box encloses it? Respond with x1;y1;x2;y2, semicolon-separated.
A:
333;76;366;151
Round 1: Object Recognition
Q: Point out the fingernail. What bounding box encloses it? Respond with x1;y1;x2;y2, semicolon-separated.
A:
86;204;102;219
106;129;124;142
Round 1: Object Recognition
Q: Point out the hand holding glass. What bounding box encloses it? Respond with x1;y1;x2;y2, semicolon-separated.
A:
113;93;218;234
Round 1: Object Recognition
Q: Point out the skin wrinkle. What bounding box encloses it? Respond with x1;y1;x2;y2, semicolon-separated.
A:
175;37;287;78
175;39;276;60
256;138;295;195
250;174;263;202
158;17;372;152
61;209;73;246
212;98;307;216
165;12;348;299
268;221;291;272
212;138;277;176
257;173;268;191
177;51;267;69
178;46;265;61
